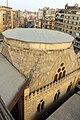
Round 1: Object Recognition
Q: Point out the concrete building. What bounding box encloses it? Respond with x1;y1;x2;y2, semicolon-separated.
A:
54;9;65;31
73;31;80;51
2;28;80;120
35;7;55;29
35;20;42;28
54;4;80;51
62;3;80;37
0;6;29;32
0;6;13;32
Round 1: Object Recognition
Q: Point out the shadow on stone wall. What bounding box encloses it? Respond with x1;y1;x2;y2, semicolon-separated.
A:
32;91;74;120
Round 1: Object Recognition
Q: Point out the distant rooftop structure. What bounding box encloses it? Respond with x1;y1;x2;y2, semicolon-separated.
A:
47;92;80;120
0;5;12;9
2;28;74;44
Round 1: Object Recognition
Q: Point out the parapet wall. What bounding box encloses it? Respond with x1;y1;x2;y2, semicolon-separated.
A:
24;68;80;120
4;38;72;50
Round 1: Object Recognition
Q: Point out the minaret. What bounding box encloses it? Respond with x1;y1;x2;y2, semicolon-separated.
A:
6;0;8;7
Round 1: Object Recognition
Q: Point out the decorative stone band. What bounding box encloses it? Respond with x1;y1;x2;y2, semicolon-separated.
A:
25;67;80;100
4;38;72;51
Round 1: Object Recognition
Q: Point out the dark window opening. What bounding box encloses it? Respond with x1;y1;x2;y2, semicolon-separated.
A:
37;104;40;112
33;91;35;96
58;72;62;80
37;90;39;94
54;74;58;82
70;31;72;35
57;90;60;99
58;68;61;72
67;82;72;93
41;101;44;110
37;100;45;112
47;85;49;89
54;93;57;102
54;90;60;102
78;81;80;85
61;63;64;67
40;88;42;92
63;70;66;77
62;67;65;71
50;83;52;87
29;93;31;98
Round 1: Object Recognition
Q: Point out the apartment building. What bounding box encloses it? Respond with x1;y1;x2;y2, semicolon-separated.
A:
0;6;28;32
35;7;55;30
62;7;80;37
63;4;80;50
74;31;80;51
54;4;80;50
0;6;13;32
54;9;64;31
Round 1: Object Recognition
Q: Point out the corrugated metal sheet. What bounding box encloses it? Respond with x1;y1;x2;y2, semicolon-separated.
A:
2;28;74;43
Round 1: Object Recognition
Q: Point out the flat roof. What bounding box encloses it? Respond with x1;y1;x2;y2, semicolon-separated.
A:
47;92;80;120
2;28;74;43
0;53;25;107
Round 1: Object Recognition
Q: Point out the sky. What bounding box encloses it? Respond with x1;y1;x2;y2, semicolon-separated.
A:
0;0;80;11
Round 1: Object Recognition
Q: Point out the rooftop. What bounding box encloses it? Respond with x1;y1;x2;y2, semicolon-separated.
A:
47;92;80;120
0;53;25;108
2;28;74;44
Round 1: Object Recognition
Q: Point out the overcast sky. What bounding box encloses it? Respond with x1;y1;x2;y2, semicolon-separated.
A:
0;0;80;11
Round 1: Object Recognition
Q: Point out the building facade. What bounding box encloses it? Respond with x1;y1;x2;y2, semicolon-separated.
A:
35;7;55;30
54;4;80;50
54;9;64;31
2;28;80;120
0;6;13;32
0;6;29;32
73;31;80;51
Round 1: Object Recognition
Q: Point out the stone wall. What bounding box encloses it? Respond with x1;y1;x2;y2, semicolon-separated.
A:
1;37;80;120
24;68;79;120
1;38;79;91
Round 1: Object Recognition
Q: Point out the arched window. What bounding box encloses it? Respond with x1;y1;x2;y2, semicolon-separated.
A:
60;63;64;67
62;67;65;71
63;70;66;77
37;100;45;112
58;68;61;72
58;72;62;80
57;90;60;100
67;82;72;93
37;103;40;112
41;101;44;110
54;90;60;102
54;74;58;82
54;93;57;102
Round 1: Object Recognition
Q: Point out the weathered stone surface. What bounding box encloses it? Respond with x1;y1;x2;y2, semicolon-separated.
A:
1;35;80;120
